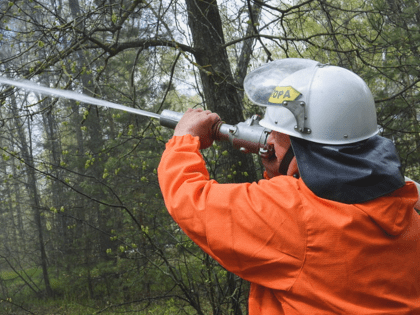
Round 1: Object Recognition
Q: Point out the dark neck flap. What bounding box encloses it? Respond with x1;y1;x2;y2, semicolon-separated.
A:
291;135;406;204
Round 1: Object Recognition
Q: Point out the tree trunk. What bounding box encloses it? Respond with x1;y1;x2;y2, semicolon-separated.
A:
10;94;53;297
185;0;257;184
235;1;263;100
42;107;70;266
184;1;260;313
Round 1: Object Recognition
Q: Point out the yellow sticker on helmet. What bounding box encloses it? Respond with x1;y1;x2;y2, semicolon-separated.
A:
268;86;301;103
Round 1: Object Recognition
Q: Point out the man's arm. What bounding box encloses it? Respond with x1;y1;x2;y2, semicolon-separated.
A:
158;115;306;289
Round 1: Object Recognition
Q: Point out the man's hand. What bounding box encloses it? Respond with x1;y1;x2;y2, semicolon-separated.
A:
174;108;221;149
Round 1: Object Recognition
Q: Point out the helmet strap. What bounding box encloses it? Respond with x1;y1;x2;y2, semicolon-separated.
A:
279;145;295;175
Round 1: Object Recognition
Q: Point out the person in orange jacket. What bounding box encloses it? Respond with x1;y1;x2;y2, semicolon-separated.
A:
158;59;420;314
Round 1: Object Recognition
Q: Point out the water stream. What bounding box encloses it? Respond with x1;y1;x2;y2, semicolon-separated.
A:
0;77;161;119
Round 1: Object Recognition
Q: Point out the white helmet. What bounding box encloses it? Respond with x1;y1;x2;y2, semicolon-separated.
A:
244;59;378;144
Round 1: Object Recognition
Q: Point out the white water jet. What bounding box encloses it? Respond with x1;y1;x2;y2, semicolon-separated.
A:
0;77;160;119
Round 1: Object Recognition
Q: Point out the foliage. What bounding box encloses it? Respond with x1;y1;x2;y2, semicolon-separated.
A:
0;0;418;314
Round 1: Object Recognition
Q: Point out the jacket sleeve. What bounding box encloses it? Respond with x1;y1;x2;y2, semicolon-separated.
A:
158;135;306;290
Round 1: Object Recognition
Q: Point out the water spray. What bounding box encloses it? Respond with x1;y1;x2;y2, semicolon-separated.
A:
0;77;272;156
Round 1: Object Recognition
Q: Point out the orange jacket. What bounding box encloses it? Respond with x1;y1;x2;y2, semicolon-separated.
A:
158;135;420;314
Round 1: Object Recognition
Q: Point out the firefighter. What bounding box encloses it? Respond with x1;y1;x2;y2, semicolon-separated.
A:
157;59;420;314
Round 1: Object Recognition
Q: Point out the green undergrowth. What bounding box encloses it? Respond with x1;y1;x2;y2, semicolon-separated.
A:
0;243;246;314
0;258;212;314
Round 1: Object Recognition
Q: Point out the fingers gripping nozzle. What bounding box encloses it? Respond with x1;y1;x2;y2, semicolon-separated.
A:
160;110;273;156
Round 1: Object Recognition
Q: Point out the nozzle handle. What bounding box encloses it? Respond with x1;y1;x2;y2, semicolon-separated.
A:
160;109;184;129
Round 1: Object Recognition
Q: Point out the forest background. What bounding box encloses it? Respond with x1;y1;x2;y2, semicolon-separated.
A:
0;0;419;314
